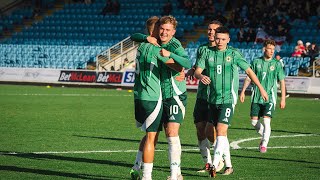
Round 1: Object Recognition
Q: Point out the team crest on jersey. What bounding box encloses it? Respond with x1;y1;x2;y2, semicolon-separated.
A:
257;64;261;68
226;56;232;62
270;66;275;71
209;57;214;62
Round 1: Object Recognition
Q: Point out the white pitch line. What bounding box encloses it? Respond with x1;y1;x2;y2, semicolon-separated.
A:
230;134;318;150
1;134;319;155
0;148;199;155
2;144;320;155
234;146;320;150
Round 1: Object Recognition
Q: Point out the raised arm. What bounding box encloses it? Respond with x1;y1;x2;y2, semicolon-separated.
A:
130;33;160;46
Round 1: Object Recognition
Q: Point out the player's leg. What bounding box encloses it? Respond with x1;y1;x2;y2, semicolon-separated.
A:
205;123;225;172
194;98;212;169
221;137;234;175
131;99;145;179
142;132;158;180
163;93;186;180
210;104;234;177
132;136;146;171
134;99;163;180
250;103;264;136
260;103;274;153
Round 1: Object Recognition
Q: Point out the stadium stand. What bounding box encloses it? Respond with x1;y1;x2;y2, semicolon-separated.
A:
0;0;319;76
0;0;204;70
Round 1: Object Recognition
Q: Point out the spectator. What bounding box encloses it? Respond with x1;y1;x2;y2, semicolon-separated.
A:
183;0;193;15
204;0;215;20
245;27;256;42
307;42;320;65
101;0;113;15
162;0;172;16
214;11;227;25
192;0;201;16
123;58;130;67
291;46;302;57
113;0;120;15
237;27;245;42
84;0;92;4
296;40;307;57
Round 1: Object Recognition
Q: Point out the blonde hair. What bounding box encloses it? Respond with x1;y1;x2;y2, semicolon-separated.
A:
159;15;178;29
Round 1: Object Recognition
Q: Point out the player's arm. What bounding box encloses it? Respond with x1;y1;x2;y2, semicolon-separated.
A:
195;67;211;85
279;79;286;109
245;68;268;102
130;33;160;46
187;46;205;79
156;49;185;81
194;48;210;84
160;48;191;69
240;76;251;103
155;47;183;72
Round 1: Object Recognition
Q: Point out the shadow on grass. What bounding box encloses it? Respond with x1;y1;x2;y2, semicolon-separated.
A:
0;165;122;180
0;151;132;168
0;152;203;179
73;135;198;148
182;151;320;165
229;127;318;135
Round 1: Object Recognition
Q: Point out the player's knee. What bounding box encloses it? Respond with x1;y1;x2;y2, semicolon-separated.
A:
251;119;258;127
216;123;228;136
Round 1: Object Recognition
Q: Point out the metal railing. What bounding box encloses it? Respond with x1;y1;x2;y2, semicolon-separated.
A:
312;59;320;77
96;37;138;71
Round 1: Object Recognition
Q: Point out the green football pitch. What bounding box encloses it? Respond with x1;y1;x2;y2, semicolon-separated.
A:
0;84;319;179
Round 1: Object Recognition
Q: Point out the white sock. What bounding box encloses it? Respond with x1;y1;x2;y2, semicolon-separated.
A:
212;136;227;168
167;136;181;179
262;118;271;147
132;150;142;170
251;119;264;136
223;138;232;167
142;162;153;180
198;139;212;164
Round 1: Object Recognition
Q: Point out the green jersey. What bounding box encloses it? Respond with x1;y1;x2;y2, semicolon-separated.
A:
250;57;285;104
195;43;211;100
133;42;169;101
196;46;250;104
131;33;191;99
160;37;191;99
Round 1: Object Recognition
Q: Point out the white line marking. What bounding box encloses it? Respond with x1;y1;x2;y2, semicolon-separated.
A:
230;134;318;150
1;134;319;155
0;149;199;155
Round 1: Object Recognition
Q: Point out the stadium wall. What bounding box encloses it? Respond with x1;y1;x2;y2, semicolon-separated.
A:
0;67;319;95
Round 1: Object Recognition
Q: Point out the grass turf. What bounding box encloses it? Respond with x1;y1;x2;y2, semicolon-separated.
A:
0;84;319;179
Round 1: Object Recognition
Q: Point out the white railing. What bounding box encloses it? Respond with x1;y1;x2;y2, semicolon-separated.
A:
96;37;138;71
312;59;320;77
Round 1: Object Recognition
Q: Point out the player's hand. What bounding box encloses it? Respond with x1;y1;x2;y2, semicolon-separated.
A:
175;69;185;82
240;92;245;103
199;75;211;85
147;36;160;47
280;99;286;109
260;89;269;102
186;68;195;80
160;49;170;57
